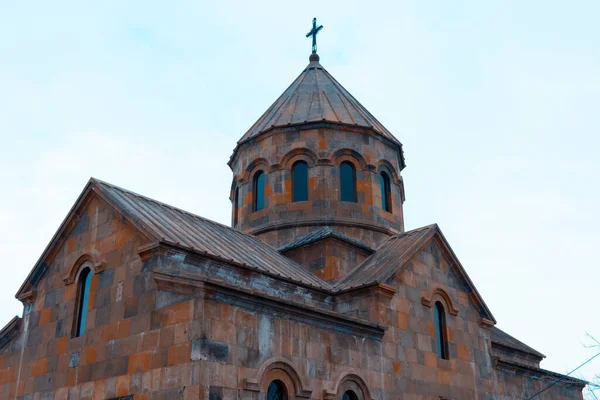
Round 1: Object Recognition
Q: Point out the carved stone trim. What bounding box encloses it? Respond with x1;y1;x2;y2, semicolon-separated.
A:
248;218;400;237
16;289;36;304
244;357;312;398
330;372;374;400
63;252;105;285
479;318;495;328
421;285;459;316
152;270;385;340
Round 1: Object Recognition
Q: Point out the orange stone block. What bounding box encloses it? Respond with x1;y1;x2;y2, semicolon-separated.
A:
424;351;437;368
116;374;130;397
392;360;402;376
117;319;131;338
30;358;48;377
38;308;51;326
161;301;191;326
397;312;408;330
456;343;470;361
128;352;152;374
84;346;97;365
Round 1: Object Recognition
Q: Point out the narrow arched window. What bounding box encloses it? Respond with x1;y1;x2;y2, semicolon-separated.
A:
343;391;359;400
233;187;240;225
434;301;449;359
380;171;392;212
254;171;265;211
267;380;287;400
340;162;356;202
75;267;93;337
292;161;308;202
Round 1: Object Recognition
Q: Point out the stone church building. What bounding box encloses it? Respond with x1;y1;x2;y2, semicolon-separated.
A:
0;49;587;399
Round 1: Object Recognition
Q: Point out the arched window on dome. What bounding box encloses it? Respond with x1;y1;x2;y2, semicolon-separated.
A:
380;171;392;212
75;267;93;337
267;380;287;400
340;162;356;202
434;301;449;359
233;187;240;225
254;171;265;211
343;390;359;400
292;161;308;202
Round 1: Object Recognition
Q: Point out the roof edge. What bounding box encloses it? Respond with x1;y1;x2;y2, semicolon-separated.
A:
0;316;21;349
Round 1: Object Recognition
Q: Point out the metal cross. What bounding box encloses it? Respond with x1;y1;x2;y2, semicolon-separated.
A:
306;17;323;54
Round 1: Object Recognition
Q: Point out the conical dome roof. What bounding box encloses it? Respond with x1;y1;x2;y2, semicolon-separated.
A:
238;55;400;145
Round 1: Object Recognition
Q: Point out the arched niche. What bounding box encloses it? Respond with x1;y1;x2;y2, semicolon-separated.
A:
63;252;105;285
421;285;459;316
324;373;373;400
243;357;312;398
276;147;318;169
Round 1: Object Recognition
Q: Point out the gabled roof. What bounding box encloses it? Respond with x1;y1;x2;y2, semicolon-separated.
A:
16;178;333;298
0;316;20;350
491;326;545;359
335;224;496;323
237;55;401;147
278;227;374;253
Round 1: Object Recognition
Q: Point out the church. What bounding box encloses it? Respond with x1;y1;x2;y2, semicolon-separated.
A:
0;21;587;400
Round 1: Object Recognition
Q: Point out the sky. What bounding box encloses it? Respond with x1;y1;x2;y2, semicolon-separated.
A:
1;0;599;385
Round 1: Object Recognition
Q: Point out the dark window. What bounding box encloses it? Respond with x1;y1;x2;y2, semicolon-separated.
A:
434;301;449;359
267;380;286;400
75;267;93;337
343;391;359;400
292;161;308;202
380;171;392;212
233;187;239;225
254;171;265;211
340;162;356;202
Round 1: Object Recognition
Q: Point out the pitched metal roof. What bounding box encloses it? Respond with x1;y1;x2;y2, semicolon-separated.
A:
336;225;437;291
92;179;332;291
238;55;401;146
334;224;496;324
491;326;546;359
278;227;374;253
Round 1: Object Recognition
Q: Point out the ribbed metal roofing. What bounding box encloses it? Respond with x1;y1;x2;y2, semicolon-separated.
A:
238;55;400;145
491;327;545;358
336;225;437;291
278;227;374;253
93;179;332;291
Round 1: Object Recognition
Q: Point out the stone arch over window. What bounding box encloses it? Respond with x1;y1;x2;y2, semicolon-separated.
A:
278;147;318;169
243;357;312;398
241;158;271;183
328;373;373;400
376;160;400;184
63;252;104;285
421;285;459;316
331;148;369;170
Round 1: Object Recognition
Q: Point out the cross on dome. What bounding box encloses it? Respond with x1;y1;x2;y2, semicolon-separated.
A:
305;17;323;55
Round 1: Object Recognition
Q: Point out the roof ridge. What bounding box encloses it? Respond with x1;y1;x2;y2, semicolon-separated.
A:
91;178;274;247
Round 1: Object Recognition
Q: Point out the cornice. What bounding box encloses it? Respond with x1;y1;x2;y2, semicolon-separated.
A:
153;270;386;340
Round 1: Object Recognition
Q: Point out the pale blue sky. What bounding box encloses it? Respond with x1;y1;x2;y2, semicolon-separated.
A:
1;0;599;384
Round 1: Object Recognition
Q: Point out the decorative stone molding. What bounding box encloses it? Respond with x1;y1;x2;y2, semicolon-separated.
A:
244;357;312;398
152;270;386;340
63;252;105;285
274;147;318;169
331;148;369;169
16;288;36;304
479;318;495;328
421;285;459;316
326;372;374;400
